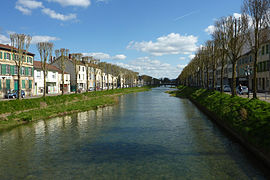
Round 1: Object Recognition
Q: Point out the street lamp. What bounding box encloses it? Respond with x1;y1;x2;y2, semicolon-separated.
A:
245;65;252;98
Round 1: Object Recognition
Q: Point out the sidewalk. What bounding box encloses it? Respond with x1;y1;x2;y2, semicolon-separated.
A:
226;92;270;103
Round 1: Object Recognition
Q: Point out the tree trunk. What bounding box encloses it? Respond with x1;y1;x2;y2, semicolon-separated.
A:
206;68;209;89
221;65;224;93
18;68;21;100
232;61;237;96
62;71;64;95
212;68;216;90
43;70;46;97
253;50;258;99
94;69;97;91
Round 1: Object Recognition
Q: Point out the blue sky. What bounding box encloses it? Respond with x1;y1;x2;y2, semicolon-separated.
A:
0;0;243;78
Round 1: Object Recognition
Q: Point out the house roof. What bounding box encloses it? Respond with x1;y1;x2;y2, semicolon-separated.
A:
34;61;69;74
0;43;35;56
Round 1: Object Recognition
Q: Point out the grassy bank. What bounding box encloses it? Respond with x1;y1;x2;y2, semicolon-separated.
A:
0;87;150;132
168;86;270;155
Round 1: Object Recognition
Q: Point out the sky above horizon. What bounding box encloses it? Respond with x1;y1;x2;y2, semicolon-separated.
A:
0;0;243;79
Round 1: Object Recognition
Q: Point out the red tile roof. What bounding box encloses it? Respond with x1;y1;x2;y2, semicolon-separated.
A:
0;43;35;56
34;61;69;74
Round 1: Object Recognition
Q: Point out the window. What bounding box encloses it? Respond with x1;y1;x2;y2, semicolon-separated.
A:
266;44;269;54
250;55;252;62
37;70;41;77
22;80;25;89
21;67;25;75
79;66;80;71
52;73;55;79
0;79;1;90
0;52;2;59
6;79;10;90
82;67;84;72
6;53;10;60
10;65;15;75
79;74;81;79
14;66;18;75
6;65;10;75
29;80;32;89
262;46;265;55
2;64;6;74
29;68;32;76
25;67;29;76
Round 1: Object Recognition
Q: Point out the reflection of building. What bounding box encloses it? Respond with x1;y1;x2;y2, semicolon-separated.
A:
34;61;70;95
0;43;35;97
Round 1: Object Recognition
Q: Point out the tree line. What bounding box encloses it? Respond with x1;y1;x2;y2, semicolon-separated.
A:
178;0;270;98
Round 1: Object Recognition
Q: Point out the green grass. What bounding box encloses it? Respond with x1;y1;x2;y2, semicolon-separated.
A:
0;87;150;132
170;86;270;153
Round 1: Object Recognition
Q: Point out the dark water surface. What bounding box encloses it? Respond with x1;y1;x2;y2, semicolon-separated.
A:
0;87;267;179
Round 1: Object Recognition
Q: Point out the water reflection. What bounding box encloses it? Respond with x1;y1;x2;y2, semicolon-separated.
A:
0;87;267;179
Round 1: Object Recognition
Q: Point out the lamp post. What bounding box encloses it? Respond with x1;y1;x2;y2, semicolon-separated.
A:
245;65;252;98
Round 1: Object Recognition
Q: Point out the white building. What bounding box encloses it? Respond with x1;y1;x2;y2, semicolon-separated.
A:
34;61;70;95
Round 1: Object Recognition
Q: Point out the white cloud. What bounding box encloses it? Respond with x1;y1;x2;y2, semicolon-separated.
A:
83;52;127;60
179;57;185;60
31;35;60;44
114;57;184;79
15;5;32;15
127;33;198;56
0;34;10;44
15;0;43;15
113;54;126;60
83;52;110;59
42;8;77;21
177;64;187;69
188;54;195;59
204;25;216;35
47;0;91;7
0;33;59;45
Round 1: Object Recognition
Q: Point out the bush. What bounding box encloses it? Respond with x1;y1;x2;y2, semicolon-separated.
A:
175;86;270;152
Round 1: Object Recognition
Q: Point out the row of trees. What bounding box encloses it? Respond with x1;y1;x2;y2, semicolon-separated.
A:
8;35;139;99
178;0;270;98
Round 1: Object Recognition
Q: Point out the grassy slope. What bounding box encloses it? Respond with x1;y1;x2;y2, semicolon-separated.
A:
0;87;150;132
168;86;270;154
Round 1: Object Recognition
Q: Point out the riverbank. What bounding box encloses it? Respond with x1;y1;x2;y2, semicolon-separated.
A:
167;86;270;168
0;87;150;132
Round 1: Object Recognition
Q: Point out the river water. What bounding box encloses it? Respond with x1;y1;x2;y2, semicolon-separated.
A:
0;87;267;179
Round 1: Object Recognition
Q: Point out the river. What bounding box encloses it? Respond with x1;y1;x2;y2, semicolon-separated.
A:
0;87;267;179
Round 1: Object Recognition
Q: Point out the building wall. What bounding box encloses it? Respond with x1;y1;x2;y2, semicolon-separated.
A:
0;48;34;97
34;69;59;95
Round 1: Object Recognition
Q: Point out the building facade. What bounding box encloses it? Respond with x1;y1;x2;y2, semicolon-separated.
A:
0;44;34;97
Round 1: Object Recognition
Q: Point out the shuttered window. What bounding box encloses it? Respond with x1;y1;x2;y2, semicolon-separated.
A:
29;80;32;89
6;79;10;90
2;64;6;74
11;65;15;75
22;80;25;89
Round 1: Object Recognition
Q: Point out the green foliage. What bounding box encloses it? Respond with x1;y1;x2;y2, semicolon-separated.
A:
174;86;270;152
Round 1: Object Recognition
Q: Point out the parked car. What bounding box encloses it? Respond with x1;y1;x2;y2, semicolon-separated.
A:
223;85;231;92
5;90;25;99
236;85;248;95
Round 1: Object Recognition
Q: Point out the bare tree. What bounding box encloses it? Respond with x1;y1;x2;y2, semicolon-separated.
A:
242;0;270;98
37;42;53;97
70;53;82;93
225;15;249;96
10;34;32;99
55;48;69;95
213;17;229;92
